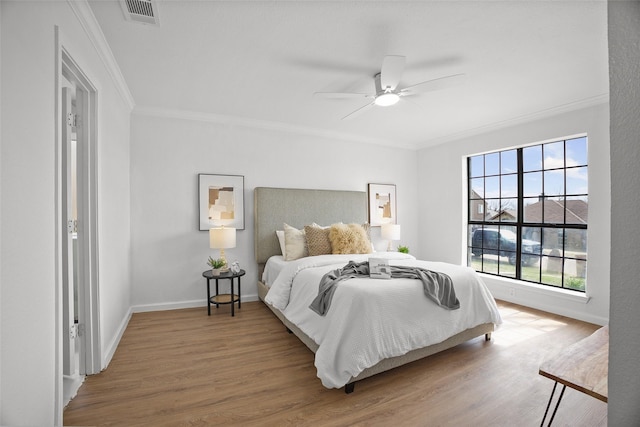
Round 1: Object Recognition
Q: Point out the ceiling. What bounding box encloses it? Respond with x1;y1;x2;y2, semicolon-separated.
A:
88;0;609;150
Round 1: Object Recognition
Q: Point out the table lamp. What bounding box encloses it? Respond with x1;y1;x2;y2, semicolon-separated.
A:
381;223;401;251
209;226;236;270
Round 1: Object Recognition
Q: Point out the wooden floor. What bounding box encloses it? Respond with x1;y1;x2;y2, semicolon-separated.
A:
64;300;607;426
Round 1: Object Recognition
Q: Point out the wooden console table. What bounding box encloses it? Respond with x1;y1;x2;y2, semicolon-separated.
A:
538;325;608;426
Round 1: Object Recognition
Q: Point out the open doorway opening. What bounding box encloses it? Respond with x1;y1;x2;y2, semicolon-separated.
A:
57;42;101;414
61;76;82;405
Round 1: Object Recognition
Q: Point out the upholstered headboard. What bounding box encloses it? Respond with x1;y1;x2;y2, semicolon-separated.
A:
254;187;367;265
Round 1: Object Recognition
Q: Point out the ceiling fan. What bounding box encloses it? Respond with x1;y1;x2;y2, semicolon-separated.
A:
314;55;465;120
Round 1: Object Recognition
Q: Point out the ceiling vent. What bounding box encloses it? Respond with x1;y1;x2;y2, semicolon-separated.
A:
120;0;160;26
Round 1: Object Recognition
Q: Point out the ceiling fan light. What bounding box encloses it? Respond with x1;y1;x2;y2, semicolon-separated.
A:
374;92;400;107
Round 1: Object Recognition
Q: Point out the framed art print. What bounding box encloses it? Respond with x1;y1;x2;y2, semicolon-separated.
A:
368;183;397;226
198;174;244;230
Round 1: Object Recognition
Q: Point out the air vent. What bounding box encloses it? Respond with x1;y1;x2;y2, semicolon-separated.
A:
120;0;160;26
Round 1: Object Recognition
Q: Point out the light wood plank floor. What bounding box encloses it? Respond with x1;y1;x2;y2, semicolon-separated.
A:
64;300;607;426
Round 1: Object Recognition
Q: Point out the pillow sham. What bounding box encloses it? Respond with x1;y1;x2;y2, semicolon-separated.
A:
283;223;308;261
329;223;373;254
304;224;332;256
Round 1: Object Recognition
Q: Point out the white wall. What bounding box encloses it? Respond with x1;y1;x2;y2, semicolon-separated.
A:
0;1;3;417
0;1;132;425
129;112;419;310
417;103;610;325
608;0;640;424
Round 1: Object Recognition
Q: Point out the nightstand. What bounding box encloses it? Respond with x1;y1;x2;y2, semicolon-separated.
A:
202;269;245;316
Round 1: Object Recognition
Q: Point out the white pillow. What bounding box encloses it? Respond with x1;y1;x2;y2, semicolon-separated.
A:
275;230;286;258
283;223;308;261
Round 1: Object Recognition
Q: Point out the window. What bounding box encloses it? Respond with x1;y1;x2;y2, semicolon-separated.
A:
467;136;588;291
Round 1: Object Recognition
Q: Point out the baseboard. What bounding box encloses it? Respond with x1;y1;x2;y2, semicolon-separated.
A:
102;306;132;369
131;294;260;314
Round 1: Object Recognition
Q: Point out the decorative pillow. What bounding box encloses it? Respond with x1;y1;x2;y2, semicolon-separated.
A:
275;230;286;258
304;225;332;256
283;223;308;261
329;223;373;254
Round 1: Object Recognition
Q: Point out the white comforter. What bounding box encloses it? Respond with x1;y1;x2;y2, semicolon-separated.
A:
264;253;502;388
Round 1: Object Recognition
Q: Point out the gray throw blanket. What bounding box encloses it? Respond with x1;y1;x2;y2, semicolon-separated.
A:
309;260;460;315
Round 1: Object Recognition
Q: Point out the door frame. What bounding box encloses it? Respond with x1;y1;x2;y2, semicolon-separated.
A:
54;26;101;423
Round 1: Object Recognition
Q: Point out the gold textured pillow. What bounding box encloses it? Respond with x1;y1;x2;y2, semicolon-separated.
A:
304;225;332;256
329;223;373;254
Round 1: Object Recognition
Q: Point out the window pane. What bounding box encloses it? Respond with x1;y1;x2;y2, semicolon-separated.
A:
544;170;564;196
500;260;516;278
566;137;587;166
501;150;517;174
522;227;542;261
564;258;586;291
500;198;517;222
485;152;500;176
543;197;565;224
470;199;486;221
522;262;541;283
565;197;588;225
565;227;587;254
484;257;498;274
522;226;542;247
485;176;500;199
566;166;588;195
542;227;563;254
523;145;542;172
470;177;484;198
543;141;565;170
501;174;517;198
523;171;542;197
470;155;484;177
485;200;500;221
541;256;562;286
523;197;542;223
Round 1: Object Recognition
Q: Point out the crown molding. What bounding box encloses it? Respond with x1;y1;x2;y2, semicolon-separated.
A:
420;93;609;149
132;106;405;149
67;0;135;110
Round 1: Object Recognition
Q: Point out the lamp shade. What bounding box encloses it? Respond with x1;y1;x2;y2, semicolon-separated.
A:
209;227;236;249
381;223;401;241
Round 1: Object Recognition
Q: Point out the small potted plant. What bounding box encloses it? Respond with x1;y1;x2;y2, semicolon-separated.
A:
207;257;226;276
397;245;409;254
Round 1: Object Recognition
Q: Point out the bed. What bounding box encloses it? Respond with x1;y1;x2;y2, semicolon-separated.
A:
254;187;502;393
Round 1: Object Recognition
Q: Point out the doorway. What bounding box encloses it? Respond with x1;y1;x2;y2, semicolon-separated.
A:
56;38;101;417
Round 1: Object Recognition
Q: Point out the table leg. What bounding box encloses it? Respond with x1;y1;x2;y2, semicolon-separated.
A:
238;276;242;309
206;277;211;316
230;278;235;317
540;382;566;427
215;279;219;308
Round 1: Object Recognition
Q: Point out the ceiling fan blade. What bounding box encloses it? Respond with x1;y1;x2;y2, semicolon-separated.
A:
341;102;375;120
400;73;466;94
380;55;406;90
314;92;372;99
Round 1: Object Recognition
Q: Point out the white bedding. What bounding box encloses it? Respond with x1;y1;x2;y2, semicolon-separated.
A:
264;253;502;388
261;255;289;286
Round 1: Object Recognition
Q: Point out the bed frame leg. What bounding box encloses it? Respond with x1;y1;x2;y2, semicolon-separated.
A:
345;383;355;394
485;333;492;341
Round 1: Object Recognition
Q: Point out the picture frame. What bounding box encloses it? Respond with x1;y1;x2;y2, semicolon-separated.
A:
198;174;244;230
368;183;397;226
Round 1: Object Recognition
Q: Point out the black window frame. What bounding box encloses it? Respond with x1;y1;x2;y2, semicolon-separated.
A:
467;136;588;292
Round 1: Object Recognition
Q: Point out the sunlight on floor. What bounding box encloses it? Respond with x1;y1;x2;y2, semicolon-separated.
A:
493;301;567;347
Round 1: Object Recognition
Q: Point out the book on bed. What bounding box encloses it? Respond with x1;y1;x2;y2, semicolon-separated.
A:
369;257;391;279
